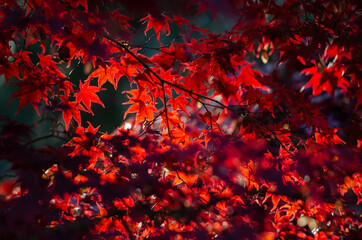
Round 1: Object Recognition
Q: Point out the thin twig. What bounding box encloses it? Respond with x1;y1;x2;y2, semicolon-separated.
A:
25;134;68;147
103;33;293;154
138;109;165;138
189;93;223;132
103;33;230;109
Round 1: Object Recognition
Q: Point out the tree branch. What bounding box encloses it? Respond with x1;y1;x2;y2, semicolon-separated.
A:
103;33;293;153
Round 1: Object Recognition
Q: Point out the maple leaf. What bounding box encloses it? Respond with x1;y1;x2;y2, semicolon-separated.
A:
1;1;361;239
69;0;88;10
124;86;158;125
111;59;139;82
170;95;192;113
9;77;50;115
74;81;105;115
114;196;134;210
171;171;198;187
302;64;348;96
141;14;171;41
169;128;190;145
10;88;43;115
172;15;189;28
0;62;19;85
88;64;119;89
59;96;88;131
106;10;132;40
237;65;270;91
66;122;101;157
151;43;188;70
270;195;281;212
96;202;108;217
127;102;158;126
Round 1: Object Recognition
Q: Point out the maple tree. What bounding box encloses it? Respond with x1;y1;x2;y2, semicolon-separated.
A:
0;0;361;239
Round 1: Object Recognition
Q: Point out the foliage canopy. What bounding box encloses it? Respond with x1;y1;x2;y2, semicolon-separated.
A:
0;0;361;239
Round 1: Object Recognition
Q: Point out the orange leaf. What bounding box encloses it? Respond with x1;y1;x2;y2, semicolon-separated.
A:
274;208;280;222
271;195;281;212
263;192;272;204
172;171;198;187
96;202;107;217
88;65;119;89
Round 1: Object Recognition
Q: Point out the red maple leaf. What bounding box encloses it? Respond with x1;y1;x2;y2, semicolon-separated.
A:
88;64;119;89
170;95;192;114
141;14;171;41
111;59;139;82
302;63;348;96
59;96;88;131
237;65;270;91
10;78;49;115
124;86;158;125
74;81;104;115
172;15;189;28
